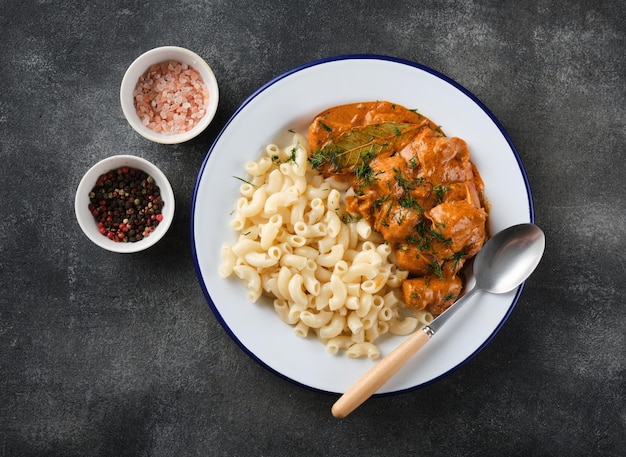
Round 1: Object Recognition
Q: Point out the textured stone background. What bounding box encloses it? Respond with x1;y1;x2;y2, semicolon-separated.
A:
1;1;624;456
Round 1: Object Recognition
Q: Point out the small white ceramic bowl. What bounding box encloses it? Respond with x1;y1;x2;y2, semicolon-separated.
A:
120;46;219;144
75;155;175;253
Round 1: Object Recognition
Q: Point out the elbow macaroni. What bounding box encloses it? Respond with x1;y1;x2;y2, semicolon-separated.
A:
220;132;426;359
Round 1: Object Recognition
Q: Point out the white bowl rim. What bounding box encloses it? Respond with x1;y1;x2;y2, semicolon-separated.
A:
120;46;219;144
75;154;175;253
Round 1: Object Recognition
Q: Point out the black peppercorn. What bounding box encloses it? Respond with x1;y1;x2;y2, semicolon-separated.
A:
88;166;165;243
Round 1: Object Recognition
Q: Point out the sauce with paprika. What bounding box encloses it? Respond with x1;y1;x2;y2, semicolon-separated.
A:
307;101;487;315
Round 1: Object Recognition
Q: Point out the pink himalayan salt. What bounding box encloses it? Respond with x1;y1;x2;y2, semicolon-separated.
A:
133;60;209;135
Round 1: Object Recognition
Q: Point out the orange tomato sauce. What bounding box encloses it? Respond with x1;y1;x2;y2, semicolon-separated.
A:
307;101;487;315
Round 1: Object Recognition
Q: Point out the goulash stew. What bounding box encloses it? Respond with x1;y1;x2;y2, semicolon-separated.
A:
307;101;487;315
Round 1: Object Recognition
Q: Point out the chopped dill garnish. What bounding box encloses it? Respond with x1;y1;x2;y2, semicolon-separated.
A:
393;167;415;191
395;209;406;225
271;146;300;165
396;243;408;252
406;234;430;252
341;213;361;224
398;194;423;213
373;193;393;210
429;259;445;279
373;197;394;227
319;121;332;132
233;176;257;188
287;147;298;163
355;160;379;192
428;124;445;137
308;149;327;169
430;228;452;246
445;245;472;268
414;220;428;238
433;183;449;203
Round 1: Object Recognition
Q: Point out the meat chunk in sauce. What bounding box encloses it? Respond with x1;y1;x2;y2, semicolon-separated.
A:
427;201;487;261
307;101;487;316
402;275;463;316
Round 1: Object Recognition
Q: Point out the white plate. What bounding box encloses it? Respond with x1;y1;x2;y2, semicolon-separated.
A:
191;55;534;395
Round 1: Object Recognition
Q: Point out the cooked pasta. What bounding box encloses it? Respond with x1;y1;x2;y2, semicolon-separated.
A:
220;132;430;358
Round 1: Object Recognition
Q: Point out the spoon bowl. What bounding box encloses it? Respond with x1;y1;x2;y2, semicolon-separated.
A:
332;223;545;418
474;223;545;294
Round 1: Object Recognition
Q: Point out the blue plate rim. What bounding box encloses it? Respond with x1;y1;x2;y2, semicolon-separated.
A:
191;54;535;396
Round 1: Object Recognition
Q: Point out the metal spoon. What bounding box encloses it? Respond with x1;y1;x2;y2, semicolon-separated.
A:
331;223;546;418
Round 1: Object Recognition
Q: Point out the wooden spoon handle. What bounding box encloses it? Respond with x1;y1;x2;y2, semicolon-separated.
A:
331;328;431;418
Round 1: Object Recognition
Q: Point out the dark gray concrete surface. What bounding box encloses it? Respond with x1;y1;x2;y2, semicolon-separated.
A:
1;1;624;456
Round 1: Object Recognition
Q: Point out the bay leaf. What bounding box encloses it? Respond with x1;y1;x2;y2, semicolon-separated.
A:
312;122;423;174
